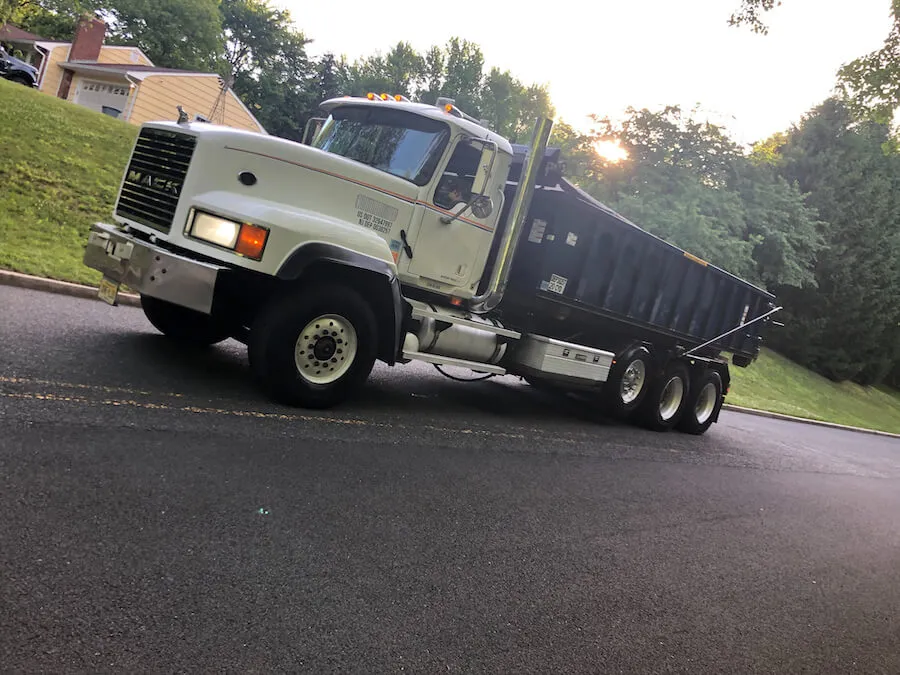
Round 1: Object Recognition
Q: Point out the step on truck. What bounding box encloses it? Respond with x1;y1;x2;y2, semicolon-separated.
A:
83;94;780;434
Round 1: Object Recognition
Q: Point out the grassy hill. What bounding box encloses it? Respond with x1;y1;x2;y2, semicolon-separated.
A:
728;349;900;434
1;78;898;434
0;78;136;285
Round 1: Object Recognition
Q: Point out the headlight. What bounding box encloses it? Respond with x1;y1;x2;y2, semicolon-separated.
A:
189;212;241;248
187;211;269;260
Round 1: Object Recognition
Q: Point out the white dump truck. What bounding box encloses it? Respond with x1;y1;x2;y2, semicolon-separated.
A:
83;94;779;434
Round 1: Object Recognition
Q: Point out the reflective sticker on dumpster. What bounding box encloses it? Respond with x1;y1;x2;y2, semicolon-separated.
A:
544;274;568;294
528;219;547;243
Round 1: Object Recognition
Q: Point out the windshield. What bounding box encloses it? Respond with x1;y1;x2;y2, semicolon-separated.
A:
313;106;450;186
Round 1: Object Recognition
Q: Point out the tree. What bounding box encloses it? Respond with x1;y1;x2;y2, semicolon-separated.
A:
479;68;556;142
417;45;444;104
384;41;424;97
311;51;351;104
578;106;822;292
731;0;900;132
730;158;822;289
103;0;223;70
441;37;484;114
772;99;900;384
728;0;782;34
6;0;103;41
837;3;900;125
218;0;315;140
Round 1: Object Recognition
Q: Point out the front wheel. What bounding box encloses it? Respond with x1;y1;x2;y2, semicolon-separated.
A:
676;370;724;435
141;295;231;346
248;285;378;409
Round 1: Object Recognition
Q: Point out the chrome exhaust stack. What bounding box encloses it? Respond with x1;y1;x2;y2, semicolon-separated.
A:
469;116;553;315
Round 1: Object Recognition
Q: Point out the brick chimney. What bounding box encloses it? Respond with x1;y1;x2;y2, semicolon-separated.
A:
69;15;106;62
58;15;106;100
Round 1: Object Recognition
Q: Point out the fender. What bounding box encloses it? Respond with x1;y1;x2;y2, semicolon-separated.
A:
277;242;407;365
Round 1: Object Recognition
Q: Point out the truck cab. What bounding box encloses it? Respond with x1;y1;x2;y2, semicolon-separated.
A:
308;97;514;300
83;95;525;409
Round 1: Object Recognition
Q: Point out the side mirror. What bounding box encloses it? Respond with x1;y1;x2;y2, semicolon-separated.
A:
470;142;497;196
303;117;326;145
471;195;494;219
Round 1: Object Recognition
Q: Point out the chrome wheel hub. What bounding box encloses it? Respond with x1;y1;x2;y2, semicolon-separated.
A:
294;314;357;385
619;360;646;405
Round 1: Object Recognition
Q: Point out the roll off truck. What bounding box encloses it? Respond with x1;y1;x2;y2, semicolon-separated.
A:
82;93;780;434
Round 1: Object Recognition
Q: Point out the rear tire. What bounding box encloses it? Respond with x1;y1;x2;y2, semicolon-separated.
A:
8;73;34;87
603;345;652;418
638;361;690;431
248;285;378;409
141;295;230;346
676;370;724;435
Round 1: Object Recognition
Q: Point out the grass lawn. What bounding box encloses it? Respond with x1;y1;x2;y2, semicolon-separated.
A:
1;78;898;434
728;348;900;434
0;78;136;286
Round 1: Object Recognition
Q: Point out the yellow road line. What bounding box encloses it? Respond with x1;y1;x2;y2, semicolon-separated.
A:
0;390;529;440
0;376;184;398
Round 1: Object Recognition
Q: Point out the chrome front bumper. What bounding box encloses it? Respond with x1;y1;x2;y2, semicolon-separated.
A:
83;222;224;314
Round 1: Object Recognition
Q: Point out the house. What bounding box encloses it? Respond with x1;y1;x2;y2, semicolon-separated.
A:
0;18;265;134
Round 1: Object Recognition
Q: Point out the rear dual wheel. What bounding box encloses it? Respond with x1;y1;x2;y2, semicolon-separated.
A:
638;362;691;431
676;370;724;435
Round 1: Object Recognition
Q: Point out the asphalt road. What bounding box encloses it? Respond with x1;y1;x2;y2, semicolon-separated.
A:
1;285;899;673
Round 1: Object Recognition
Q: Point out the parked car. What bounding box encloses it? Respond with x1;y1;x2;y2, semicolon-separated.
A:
0;46;38;87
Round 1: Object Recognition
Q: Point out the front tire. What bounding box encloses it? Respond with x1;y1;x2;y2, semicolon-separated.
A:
676;370;724;435
248;285;378;409
141;295;230;346
638;361;690;431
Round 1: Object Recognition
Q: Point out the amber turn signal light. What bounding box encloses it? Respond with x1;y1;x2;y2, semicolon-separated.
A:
235;222;268;260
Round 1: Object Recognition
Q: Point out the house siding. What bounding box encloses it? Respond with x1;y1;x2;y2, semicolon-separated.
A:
97;47;152;66
38;44;70;95
129;75;263;133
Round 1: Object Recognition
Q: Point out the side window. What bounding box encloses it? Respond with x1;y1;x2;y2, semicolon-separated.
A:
434;141;482;209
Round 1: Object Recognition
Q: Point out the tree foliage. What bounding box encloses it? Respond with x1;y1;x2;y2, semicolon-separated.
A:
771;100;900;384
217;0;313;140
837;2;900;126
103;0;223;70
577;107;821;292
728;0;782;34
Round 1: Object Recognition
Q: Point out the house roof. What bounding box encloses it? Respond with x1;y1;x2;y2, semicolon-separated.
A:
60;62;203;78
0;23;45;43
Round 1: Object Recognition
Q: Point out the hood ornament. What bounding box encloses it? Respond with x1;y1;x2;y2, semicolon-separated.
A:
176;105;190;124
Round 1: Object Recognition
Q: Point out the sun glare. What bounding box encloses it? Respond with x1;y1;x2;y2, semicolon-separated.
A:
592;139;628;163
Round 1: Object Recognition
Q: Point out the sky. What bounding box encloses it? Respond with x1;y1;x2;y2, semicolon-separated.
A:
276;0;890;145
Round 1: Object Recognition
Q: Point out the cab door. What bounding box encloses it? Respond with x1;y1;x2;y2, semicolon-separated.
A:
406;138;501;293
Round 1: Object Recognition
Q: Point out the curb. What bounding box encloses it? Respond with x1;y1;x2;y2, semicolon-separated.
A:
0;269;141;307
2;268;898;440
722;404;900;439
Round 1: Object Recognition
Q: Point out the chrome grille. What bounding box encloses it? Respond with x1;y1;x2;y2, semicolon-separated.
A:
115;128;196;232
